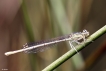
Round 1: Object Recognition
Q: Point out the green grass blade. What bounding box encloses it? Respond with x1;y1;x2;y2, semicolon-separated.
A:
42;25;106;71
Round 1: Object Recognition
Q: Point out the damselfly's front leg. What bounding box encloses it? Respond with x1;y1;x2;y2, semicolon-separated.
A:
68;41;79;53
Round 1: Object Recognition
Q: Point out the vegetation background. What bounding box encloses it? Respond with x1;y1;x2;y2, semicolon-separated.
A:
0;0;106;71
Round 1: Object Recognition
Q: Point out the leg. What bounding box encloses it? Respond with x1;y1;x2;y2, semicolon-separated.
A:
68;41;79;53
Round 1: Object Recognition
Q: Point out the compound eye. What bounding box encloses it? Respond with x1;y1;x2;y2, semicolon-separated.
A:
83;29;89;37
83;29;87;33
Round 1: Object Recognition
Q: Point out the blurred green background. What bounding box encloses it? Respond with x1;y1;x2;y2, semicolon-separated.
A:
0;0;106;71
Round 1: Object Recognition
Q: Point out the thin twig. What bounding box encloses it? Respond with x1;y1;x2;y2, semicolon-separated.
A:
42;25;106;71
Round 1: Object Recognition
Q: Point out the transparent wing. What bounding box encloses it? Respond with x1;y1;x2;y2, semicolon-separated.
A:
23;35;68;53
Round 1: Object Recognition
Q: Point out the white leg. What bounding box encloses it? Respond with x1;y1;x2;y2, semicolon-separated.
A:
68;41;79;53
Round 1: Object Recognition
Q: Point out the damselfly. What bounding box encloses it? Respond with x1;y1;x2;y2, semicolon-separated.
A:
5;30;89;56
